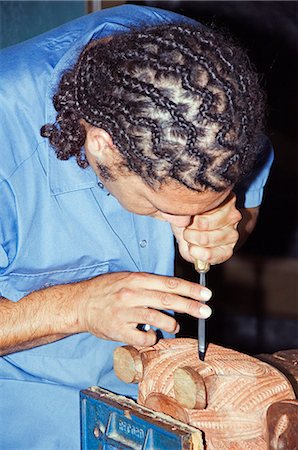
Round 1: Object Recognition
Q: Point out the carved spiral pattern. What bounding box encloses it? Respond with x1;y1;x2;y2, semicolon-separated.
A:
132;339;295;449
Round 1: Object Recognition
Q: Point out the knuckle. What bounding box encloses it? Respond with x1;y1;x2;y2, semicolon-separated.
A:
143;308;156;324
159;292;173;307
165;277;180;290
125;272;139;285
182;228;190;240
199;217;209;230
233;210;242;223
166;317;178;333
188;282;199;300
203;248;212;260
135;332;147;347
118;287;134;301
185;300;197;317
126;272;149;285
219;247;234;263
138;330;157;347
199;233;209;246
189;245;210;261
134;272;144;283
156;314;177;332
137;272;150;281
146;333;157;347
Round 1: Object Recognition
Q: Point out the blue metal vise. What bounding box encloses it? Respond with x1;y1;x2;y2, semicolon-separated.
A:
80;386;202;449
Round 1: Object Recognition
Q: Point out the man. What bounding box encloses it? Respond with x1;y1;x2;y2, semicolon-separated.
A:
0;4;273;449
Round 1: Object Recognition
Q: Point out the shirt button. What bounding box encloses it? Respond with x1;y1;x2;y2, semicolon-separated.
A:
139;240;147;248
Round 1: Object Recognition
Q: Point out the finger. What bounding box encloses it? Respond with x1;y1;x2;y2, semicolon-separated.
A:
189;244;235;265
122;273;212;302
184;227;239;247
121;327;158;347
125;290;212;318
191;197;241;231
191;208;241;231
130;307;179;334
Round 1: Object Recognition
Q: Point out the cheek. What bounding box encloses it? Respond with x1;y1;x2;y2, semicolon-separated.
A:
118;196;158;215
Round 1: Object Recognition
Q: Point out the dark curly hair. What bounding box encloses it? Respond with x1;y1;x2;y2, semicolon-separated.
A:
41;22;265;192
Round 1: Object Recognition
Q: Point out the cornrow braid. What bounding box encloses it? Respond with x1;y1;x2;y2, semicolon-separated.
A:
41;22;265;191
120;73;200;160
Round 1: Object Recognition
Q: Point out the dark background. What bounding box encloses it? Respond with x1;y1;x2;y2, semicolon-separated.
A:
1;0;297;354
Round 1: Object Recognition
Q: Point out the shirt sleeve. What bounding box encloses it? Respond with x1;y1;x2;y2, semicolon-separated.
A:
234;136;274;208
0;179;17;273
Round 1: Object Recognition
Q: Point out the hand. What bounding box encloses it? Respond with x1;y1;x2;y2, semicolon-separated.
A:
76;272;212;346
172;193;242;266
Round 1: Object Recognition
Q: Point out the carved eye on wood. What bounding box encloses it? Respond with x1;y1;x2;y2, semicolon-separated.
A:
114;345;143;383
173;366;207;410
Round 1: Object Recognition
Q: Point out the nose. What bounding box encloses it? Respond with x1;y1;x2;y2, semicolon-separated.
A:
159;212;192;227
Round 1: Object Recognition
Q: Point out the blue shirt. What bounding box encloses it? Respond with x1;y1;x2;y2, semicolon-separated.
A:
0;5;273;449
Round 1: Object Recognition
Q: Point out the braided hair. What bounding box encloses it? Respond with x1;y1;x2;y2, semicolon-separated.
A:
41;23;265;191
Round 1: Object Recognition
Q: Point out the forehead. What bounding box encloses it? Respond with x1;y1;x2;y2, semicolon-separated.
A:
145;181;231;215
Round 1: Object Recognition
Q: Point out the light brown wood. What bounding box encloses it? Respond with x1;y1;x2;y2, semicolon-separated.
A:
113;345;143;383
174;366;207;410
145;393;189;423
266;399;298;450
114;338;296;449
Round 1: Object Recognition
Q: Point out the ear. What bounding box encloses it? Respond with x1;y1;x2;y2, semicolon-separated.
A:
84;126;114;163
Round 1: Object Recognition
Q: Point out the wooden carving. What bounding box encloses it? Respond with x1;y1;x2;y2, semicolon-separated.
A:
266;399;298;450
114;338;296;449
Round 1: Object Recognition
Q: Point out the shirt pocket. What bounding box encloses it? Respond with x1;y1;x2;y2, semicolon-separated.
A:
1;262;110;301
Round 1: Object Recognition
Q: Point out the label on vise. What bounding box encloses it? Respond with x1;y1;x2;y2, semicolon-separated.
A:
106;412;146;448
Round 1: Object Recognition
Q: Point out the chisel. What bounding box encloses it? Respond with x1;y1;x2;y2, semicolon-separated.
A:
194;260;210;361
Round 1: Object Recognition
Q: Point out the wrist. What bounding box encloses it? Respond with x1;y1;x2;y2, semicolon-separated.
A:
69;278;96;335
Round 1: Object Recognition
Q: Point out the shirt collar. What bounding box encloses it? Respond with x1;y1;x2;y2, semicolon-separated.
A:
48;149;97;196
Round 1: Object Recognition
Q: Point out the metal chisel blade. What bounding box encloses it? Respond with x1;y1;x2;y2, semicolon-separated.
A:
198;271;206;361
194;260;210;362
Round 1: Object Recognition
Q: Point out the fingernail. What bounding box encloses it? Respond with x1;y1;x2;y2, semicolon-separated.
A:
200;304;212;318
201;289;212;301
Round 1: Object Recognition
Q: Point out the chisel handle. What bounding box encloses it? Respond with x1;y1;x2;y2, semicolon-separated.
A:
194;260;210;274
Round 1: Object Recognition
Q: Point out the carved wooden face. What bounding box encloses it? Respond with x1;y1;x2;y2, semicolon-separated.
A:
114;339;295;450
